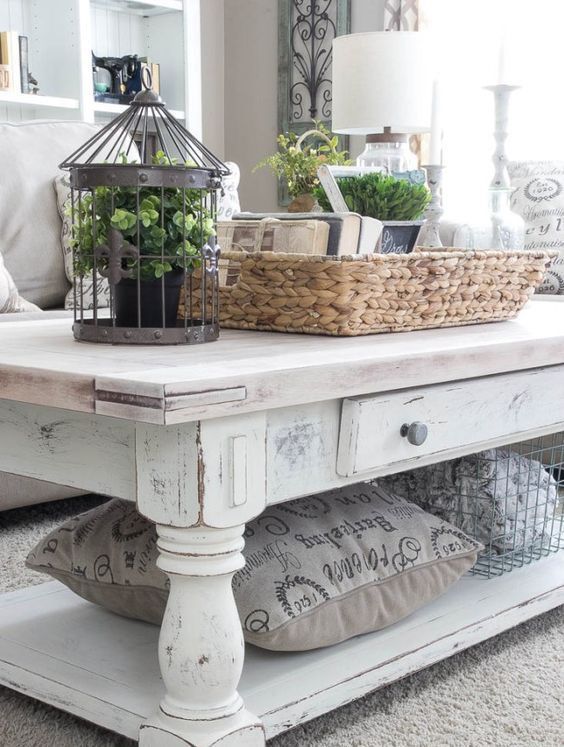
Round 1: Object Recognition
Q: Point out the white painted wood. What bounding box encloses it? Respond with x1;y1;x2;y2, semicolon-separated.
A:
231;435;248;507
77;0;95;122
1;554;562;741
146;12;186;114
135;421;200;526
96;384;247;425
93;102;185;118
0;400;136;499
337;366;564;477
0;300;563;423
0;92;79;108
197;412;267;528
29;0;81;100
139;524;265;746
265;395;564;505
91;0;183;15
183;0;203;138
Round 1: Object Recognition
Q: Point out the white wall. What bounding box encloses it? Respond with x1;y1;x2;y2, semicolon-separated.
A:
224;0;278;211
222;0;387;212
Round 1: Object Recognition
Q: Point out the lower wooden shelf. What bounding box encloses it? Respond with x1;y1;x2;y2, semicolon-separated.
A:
94;101;185;119
0;553;563;741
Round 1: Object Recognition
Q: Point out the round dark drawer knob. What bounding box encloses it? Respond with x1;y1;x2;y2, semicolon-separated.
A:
400;421;428;446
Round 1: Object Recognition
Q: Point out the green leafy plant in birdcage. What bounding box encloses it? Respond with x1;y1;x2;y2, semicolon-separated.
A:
314;171;431;221
69;151;215;282
254;121;350;201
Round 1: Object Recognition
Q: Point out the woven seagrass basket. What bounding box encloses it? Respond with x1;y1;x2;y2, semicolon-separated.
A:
181;248;553;337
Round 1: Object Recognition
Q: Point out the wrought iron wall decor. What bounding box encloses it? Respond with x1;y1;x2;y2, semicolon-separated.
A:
278;0;350;205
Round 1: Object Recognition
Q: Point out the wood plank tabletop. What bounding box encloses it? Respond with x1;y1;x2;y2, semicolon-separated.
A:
0;298;563;423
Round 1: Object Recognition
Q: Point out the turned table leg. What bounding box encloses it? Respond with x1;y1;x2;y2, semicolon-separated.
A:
139;524;265;747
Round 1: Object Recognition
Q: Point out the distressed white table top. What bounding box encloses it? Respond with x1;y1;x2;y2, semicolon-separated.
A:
0;298;563;423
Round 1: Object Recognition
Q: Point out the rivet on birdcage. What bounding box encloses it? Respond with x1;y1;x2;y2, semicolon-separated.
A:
60;71;230;345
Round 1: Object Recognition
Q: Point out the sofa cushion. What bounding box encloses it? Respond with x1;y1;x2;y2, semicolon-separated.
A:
0;120;100;308
26;484;481;651
509;160;564;294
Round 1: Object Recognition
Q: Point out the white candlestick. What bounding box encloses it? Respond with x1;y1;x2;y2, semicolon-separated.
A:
429;80;442;165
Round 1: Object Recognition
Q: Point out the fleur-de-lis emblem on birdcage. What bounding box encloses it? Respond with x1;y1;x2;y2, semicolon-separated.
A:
204;242;219;276
94;228;139;286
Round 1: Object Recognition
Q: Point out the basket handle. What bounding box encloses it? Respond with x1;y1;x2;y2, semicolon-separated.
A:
295;128;337;155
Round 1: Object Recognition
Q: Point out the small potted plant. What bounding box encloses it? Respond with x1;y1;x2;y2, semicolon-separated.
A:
254;121;350;212
70;151;215;328
315;172;431;253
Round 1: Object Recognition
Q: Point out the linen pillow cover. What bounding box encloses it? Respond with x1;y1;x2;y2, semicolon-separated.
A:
53;175;111;311
509;160;564;294
0;252;40;313
27;484;480;651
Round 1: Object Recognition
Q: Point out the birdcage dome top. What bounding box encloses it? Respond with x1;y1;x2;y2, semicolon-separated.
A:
60;87;230;180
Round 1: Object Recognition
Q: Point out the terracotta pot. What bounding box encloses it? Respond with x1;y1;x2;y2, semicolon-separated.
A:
287;193;318;213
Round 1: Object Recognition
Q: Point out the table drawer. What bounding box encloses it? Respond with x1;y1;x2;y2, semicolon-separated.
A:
336;366;564;477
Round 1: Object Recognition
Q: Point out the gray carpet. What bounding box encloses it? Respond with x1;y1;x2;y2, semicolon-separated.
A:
0;495;562;747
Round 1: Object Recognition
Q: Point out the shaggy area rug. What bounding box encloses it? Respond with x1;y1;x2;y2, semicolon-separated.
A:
0;495;562;747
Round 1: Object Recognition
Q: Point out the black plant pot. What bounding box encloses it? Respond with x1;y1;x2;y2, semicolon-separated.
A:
114;270;185;328
380;220;425;254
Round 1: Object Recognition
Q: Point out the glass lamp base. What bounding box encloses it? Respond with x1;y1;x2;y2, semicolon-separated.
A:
356;141;417;173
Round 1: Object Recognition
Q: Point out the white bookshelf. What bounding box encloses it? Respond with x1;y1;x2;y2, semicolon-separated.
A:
0;0;197;129
0;92;79;109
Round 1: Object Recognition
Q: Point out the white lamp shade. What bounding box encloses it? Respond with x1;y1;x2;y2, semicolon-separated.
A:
332;32;434;135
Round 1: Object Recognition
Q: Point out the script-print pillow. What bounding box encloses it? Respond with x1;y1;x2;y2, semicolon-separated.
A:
53;175;111;311
26;484;480;652
218;162;241;220
509;161;564;294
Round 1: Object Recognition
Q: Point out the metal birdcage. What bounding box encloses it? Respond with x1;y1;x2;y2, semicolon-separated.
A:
60;80;230;344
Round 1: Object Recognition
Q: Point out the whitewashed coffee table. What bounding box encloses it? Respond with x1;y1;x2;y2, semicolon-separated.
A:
0;299;563;746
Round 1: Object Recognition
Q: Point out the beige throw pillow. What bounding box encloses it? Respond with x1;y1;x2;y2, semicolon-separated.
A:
53;175;111;311
26;484;480;651
0;252;40;313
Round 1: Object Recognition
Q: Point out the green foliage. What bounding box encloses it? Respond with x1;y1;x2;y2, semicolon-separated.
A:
314;172;431;221
254;121;350;198
69;151;215;282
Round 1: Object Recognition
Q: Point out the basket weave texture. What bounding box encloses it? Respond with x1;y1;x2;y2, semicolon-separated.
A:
183;248;553;337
